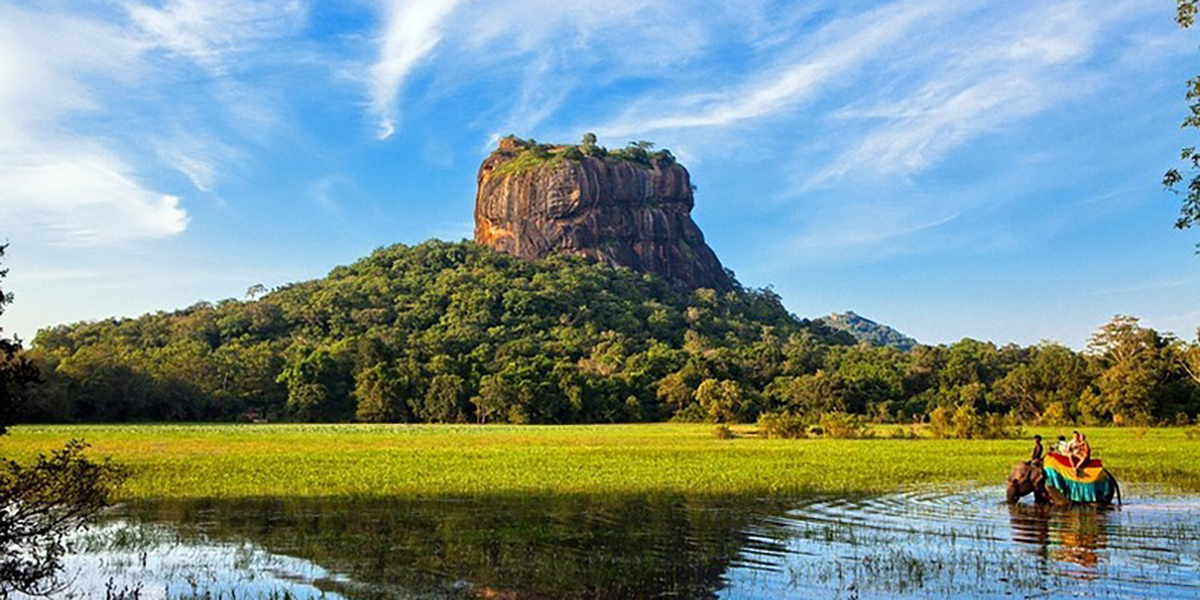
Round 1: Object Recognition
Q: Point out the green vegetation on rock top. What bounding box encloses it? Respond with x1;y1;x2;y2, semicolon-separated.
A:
486;135;677;178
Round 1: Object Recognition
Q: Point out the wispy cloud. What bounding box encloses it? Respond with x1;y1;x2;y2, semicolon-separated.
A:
0;1;312;246
364;0;726;141
128;0;307;73
0;5;185;244
0;146;188;244
368;0;466;140
596;0;945;137
805;2;1110;188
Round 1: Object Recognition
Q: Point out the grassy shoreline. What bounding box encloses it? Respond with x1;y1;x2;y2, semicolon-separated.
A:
2;424;1197;500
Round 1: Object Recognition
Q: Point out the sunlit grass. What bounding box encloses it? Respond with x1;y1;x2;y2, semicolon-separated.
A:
1;424;1197;500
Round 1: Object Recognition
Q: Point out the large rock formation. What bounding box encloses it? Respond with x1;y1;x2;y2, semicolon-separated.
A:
474;137;735;291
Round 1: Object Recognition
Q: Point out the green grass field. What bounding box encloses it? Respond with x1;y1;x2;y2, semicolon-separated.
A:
1;424;1197;500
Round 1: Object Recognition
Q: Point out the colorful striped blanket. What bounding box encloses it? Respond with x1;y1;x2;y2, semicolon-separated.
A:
1043;452;1115;504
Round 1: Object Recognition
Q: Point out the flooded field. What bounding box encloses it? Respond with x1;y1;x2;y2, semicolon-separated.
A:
44;488;1200;599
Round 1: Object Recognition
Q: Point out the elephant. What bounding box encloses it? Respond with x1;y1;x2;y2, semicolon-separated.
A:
1006;458;1121;507
1006;459;1050;505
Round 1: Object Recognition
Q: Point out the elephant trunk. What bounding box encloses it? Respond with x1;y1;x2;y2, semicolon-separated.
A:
1006;483;1019;504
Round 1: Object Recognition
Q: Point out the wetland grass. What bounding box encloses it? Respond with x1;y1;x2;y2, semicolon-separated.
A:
1;423;1198;500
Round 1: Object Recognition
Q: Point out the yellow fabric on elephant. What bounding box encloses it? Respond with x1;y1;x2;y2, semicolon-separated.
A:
1045;453;1106;483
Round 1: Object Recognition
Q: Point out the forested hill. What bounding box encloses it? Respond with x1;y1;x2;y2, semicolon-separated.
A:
22;240;851;424
820;312;918;351
19;240;1200;427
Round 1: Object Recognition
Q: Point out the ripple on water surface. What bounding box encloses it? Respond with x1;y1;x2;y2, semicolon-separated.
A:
35;489;1200;600
725;487;1200;599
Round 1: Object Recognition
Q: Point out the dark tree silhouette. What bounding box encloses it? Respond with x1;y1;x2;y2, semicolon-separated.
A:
0;243;125;597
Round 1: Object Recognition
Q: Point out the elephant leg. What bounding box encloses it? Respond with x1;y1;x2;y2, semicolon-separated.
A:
1033;485;1049;506
1045;485;1070;508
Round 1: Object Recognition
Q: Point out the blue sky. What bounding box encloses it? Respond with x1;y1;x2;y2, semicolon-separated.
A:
1;0;1197;349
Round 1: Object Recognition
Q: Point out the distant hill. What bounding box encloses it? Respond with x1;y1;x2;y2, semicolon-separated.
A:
819;311;918;351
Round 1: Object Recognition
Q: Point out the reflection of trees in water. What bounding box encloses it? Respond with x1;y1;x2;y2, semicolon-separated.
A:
1008;504;1109;575
123;495;787;600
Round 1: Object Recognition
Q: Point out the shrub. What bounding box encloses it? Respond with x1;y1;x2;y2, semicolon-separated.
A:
928;405;952;438
818;411;869;439
1040;401;1071;426
888;425;920;439
669;403;707;423
928;403;1022;439
756;411;807;439
712;424;734;440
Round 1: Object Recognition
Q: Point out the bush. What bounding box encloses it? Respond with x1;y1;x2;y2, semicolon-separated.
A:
888;425;920;439
928;403;1022;439
928;405;952;438
818;411;869;439
669;403;707;423
1;441;126;595
1040;401;1071;426
712;424;734;440
756;411;807;439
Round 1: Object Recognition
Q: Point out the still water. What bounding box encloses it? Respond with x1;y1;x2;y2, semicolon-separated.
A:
48;488;1200;599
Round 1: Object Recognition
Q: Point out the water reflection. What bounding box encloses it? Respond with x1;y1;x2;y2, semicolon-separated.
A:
46;490;1200;600
1009;504;1109;573
74;496;792;600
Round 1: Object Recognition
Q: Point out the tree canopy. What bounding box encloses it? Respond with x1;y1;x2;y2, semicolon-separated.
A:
15;241;1199;428
1164;0;1200;248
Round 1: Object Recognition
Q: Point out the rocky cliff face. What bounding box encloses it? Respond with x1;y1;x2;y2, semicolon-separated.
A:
474;138;735;291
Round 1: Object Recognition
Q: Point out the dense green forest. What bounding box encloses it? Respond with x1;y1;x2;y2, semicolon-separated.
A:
15;240;1200;427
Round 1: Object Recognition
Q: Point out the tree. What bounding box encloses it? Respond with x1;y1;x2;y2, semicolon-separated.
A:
1;441;124;596
769;371;850;415
1180;327;1200;385
655;372;693;412
420;373;469;423
0;244;38;435
1164;1;1200;248
1086;316;1173;423
695;379;741;423
0;245;124;596
353;362;414;423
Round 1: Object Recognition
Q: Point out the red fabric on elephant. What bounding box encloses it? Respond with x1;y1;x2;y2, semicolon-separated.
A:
1046;452;1101;469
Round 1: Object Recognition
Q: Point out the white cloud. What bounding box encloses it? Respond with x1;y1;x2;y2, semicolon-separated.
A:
0;2;312;246
596;1;945;137
368;0;466;139
0;147;188;244
128;0;307;73
0;6;186;244
153;134;242;194
364;0;731;141
805;2;1108;188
